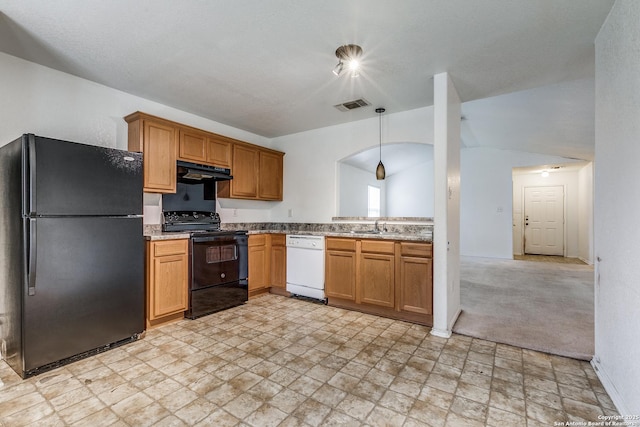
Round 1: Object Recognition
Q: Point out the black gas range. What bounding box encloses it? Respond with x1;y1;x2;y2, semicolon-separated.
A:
162;210;249;319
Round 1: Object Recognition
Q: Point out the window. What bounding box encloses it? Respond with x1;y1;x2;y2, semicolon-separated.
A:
368;185;381;217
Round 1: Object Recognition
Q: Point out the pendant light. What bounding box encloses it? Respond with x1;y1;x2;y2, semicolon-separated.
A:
375;107;386;180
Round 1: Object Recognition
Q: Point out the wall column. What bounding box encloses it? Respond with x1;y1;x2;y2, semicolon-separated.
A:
432;72;461;337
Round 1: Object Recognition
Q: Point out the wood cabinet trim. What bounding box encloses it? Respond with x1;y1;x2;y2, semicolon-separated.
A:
326;238;357;252
361;239;396;255
400;242;433;258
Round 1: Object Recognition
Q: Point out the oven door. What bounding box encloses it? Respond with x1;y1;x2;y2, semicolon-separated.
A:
191;235;240;290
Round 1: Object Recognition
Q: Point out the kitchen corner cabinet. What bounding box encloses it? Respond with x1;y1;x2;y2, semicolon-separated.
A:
145;239;189;328
325;237;433;326
126;113;177;193
218;143;284;201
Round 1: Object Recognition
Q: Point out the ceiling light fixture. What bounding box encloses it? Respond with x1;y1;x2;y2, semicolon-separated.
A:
376;107;386;180
541;170;550;178
333;44;362;78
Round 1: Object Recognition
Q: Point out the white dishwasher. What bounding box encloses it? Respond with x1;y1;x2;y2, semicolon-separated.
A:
286;235;326;302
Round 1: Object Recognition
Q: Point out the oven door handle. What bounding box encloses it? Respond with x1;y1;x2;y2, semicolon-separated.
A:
191;235;239;243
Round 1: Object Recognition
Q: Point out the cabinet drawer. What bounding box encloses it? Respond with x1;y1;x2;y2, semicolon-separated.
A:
249;234;267;246
361;240;395;255
326;238;356;252
400;242;432;258
153;239;188;257
271;234;286;246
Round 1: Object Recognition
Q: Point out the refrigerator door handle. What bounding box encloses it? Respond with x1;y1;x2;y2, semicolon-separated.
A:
28;220;37;296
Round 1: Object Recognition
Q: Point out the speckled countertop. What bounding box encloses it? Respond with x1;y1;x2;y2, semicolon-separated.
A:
144;227;190;241
144;222;433;242
229;222;433;242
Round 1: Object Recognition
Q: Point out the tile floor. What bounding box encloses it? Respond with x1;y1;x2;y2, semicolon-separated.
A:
0;294;617;426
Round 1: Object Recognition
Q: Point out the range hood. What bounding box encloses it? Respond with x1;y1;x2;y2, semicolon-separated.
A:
177;161;232;182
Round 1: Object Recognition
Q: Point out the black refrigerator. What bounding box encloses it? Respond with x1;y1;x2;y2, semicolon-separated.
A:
0;134;145;378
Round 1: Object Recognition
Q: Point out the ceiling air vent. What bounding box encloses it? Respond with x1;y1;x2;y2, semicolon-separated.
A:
334;98;370;112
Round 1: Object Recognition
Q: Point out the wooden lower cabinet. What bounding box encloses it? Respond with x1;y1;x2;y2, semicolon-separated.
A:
325;238;357;300
398;255;433;315
359;253;395;308
325;237;433;326
146;239;188;328
270;234;287;291
248;233;287;297
248;234;268;296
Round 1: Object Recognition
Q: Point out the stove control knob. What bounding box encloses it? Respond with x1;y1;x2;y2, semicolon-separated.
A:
193;212;199;219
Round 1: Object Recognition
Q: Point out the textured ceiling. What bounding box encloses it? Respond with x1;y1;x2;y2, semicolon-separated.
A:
0;1;613;159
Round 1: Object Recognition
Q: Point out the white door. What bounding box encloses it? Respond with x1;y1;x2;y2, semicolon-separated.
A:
524;186;564;256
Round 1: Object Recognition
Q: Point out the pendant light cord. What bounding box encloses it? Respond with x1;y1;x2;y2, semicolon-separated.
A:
379;111;382;160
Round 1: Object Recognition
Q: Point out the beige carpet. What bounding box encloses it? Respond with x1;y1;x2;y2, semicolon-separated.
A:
453;256;594;360
514;254;587;265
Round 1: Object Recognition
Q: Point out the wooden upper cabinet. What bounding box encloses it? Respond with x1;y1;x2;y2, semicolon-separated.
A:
259;150;284;200
230;144;259;198
178;129;207;163
126;113;177;193
206;136;232;169
218;143;284;201
125;112;283;198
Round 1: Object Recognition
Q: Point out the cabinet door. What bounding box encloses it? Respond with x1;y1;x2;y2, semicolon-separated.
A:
178;129;207;163
258;150;284;200
143;120;176;193
149;240;188;320
398;256;433;315
358;253;395;308
248;235;267;291
231;144;260;199
207;137;232;168
270;244;286;289
325;250;356;301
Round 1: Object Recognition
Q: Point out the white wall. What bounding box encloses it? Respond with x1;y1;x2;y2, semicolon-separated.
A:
386;160;434;217
578;163;594;264
271;108;434;223
593;0;640;414
460;147;583;259
338;162;387;217
512;170;582;258
0;52;271;225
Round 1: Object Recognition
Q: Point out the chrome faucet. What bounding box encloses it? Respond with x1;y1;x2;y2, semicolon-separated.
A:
374;220;380;232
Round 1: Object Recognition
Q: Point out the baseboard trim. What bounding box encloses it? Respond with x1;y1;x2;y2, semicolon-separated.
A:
591;357;628;414
430;328;452;338
579;256;593;265
449;308;462;331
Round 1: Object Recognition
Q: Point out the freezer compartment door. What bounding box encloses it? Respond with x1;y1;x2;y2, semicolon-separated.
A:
24;134;142;216
23;216;144;373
